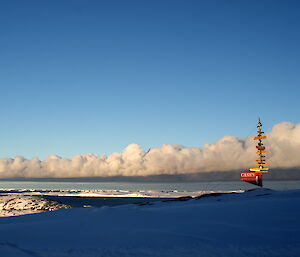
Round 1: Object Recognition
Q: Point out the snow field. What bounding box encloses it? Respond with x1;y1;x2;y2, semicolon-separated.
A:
0;188;299;256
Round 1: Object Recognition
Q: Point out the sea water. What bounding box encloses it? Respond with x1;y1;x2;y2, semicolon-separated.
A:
0;180;299;192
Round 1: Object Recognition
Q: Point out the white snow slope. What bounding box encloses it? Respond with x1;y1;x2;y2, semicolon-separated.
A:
0;188;299;257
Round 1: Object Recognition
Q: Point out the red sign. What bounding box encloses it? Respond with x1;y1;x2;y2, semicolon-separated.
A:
240;172;256;178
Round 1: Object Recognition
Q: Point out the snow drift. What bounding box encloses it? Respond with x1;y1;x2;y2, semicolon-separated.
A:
0;121;299;178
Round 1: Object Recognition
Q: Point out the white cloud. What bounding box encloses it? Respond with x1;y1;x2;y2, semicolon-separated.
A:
0;122;299;178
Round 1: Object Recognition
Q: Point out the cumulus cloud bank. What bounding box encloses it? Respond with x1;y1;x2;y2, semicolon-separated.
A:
0;122;299;178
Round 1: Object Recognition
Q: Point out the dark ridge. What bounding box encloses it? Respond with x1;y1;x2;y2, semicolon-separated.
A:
162;196;193;202
245;188;273;192
40;195;171;208
195;191;239;199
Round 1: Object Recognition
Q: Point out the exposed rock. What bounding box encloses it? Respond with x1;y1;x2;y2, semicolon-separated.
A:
0;195;71;217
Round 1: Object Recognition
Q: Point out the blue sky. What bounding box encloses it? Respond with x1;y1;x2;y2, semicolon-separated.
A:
0;0;299;159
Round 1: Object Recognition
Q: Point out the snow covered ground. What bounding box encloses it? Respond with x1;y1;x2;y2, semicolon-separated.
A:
0;189;242;215
0;188;235;198
0;188;299;257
